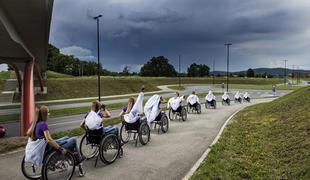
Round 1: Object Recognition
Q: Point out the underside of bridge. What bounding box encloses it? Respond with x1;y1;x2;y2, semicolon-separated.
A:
0;0;54;135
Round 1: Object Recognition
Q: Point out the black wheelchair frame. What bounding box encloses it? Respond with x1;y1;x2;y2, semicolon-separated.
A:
79;127;122;167
187;103;201;114
168;105;187;121
120;116;151;146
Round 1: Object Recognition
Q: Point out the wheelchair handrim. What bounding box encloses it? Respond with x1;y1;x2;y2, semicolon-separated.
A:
21;156;42;179
100;135;119;164
80;135;99;160
42;151;75;180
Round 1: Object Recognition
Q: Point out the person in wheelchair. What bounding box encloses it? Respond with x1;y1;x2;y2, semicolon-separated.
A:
25;106;85;175
144;94;163;123
205;90;216;107
123;87;145;124
168;92;184;113
234;91;242;103
243;92;251;102
187;91;200;111
80;101;118;137
222;91;231;105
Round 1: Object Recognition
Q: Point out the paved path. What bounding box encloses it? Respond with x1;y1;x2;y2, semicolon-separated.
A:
0;98;275;180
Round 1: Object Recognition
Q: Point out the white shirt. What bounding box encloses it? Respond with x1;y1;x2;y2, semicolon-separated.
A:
187;94;200;105
222;92;230;100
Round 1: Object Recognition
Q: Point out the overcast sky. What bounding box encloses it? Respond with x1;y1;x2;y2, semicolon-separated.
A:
48;0;310;72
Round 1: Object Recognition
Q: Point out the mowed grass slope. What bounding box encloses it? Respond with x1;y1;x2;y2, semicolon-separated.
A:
32;75;282;101
192;86;310;179
0;71;10;92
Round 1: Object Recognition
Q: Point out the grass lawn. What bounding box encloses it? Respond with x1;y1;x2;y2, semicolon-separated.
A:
191;86;310;179
46;70;73;78
0;117;121;154
0;80;6;92
0;71;10;79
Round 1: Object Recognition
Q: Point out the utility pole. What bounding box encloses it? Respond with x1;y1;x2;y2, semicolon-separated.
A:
212;59;215;87
282;60;288;86
292;64;295;85
179;55;181;87
224;43;232;92
93;14;103;101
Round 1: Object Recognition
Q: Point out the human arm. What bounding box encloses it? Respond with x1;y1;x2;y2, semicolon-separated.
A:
43;130;66;155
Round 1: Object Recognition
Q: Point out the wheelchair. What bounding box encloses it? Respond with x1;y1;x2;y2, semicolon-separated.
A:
234;97;242;103
151;110;169;134
21;142;84;180
244;97;251;103
187;102;201;114
79;126;123;167
120;116;151;146
205;100;217;109
168;105;187;121
222;98;231;106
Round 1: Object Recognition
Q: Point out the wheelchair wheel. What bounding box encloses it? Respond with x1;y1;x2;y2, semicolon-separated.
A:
186;105;190;114
160;114;169;133
42;151;75;180
80;134;99;160
99;134;120;164
21;156;42;179
222;100;224;105
196;104;201;114
120;123;131;143
139;122;150;145
205;102;208;109
213;101;217;109
181;107;187;121
168;108;174;120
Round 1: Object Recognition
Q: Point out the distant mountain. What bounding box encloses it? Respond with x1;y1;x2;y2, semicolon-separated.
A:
211;67;310;77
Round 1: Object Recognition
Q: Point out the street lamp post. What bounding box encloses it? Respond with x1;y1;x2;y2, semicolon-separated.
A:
179;55;181;87
94;14;102;102
224;43;232;92
212;59;215;87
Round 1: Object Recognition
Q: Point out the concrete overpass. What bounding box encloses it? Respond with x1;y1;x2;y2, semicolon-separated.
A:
0;0;54;135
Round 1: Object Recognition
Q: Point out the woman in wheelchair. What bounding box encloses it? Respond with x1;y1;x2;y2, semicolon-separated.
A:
187;91;200;111
222;91;231;105
243;92;251;102
27;106;85;163
234;91;242;103
80;101;118;136
120;87;151;145
22;106;85;179
205;90;216;107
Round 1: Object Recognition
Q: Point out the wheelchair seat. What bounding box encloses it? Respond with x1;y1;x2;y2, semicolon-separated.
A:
87;128;103;144
123;118;141;130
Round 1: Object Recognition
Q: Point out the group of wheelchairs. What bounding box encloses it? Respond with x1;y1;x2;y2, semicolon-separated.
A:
120;110;169;147
21;126;123;180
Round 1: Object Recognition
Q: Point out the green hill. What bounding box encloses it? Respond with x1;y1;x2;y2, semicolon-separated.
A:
192;86;310;179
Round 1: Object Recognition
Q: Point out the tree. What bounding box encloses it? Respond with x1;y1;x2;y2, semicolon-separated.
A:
246;68;255;77
140;56;177;77
187;63;210;77
120;66;130;76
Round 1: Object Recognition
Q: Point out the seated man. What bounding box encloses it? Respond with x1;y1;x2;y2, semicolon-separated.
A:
187;91;200;110
144;94;164;123
234;91;242;102
243;92;250;102
205;90;216;106
222;91;230;104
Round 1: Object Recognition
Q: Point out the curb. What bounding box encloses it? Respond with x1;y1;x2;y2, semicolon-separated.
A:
182;109;242;180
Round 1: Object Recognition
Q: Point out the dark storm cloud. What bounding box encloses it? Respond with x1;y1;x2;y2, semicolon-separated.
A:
49;0;310;72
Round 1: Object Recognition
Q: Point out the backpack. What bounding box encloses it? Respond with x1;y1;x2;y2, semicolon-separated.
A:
85;111;103;130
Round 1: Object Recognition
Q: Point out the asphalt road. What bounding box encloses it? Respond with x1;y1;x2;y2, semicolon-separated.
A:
0;98;275;180
2;86;290;137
